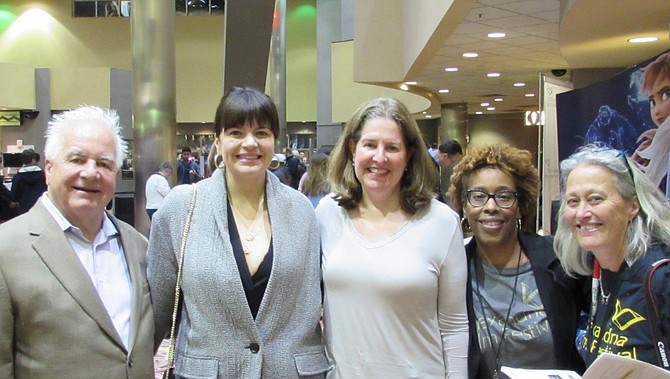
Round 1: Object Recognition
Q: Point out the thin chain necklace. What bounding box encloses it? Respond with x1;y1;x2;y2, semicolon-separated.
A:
231;194;265;255
598;268;610;304
475;244;523;379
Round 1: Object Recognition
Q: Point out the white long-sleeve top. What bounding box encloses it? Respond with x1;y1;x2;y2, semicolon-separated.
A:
144;173;170;210
316;196;469;379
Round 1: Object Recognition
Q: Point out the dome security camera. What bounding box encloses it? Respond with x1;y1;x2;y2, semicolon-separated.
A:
551;69;567;77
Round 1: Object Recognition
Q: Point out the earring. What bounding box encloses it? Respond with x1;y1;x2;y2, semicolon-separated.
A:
516;218;522;230
461;217;472;233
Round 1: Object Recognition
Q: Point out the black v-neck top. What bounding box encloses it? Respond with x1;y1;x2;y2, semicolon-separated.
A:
227;202;273;319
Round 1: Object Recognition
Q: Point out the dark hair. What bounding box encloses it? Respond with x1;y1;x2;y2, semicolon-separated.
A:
213;86;279;138
438;139;463;155
20;149;36;165
181;146;192;154
327;97;437;215
448;144;540;231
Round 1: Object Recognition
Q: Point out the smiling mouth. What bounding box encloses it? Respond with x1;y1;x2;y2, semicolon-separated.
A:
368;167;388;174
74;186;100;193
577;223;600;231
237;154;262;160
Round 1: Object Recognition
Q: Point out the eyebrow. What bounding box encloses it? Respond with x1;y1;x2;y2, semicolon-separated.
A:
653;85;670;98
65;150;116;163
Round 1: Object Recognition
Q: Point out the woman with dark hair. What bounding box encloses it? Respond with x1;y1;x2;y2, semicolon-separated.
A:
555;143;670;370
448;144;589;379
148;86;328;378
316;97;468;378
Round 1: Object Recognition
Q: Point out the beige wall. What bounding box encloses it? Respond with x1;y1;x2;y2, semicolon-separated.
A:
0;0;316;123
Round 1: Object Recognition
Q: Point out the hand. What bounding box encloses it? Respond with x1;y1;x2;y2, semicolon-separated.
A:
632;129;657;167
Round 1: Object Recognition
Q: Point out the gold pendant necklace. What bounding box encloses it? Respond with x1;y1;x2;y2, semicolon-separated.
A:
231;194;265;255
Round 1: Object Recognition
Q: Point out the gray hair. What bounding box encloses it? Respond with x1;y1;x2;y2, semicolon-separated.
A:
44;105;127;169
553;144;670;275
158;161;174;172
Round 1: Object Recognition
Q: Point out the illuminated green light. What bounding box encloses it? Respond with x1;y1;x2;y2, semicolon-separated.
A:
290;4;316;19
0;8;17;30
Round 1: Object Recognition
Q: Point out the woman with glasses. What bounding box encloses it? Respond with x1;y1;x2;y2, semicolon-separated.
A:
448;144;589;379
316;97;469;378
554;144;670;370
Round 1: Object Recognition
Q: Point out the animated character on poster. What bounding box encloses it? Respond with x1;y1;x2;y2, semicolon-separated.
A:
632;52;670;198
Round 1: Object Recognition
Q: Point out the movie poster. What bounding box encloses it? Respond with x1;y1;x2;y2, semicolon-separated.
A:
556;50;670;199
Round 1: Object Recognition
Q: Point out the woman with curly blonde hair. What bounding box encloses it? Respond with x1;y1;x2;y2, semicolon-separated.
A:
448;144;589;379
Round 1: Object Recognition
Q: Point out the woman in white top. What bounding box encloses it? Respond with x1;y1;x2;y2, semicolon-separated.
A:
315;97;469;378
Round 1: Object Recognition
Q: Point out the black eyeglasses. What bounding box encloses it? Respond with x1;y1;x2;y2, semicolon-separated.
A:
617;151;636;183
466;190;518;209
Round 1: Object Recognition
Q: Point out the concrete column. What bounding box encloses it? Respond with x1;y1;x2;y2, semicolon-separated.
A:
223;0;280;145
315;0;354;149
131;0;177;237
439;103;468;200
268;0;287;149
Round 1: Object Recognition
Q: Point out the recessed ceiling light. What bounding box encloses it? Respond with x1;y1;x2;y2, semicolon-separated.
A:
475;111;483;115
400;84;409;91
480;102;490;107
525;93;535;97
425;115;432;118
628;36;659;43
514;82;526;87
487;107;495;111
444;67;459;72
463;52;479;58
422;111;427;114
488;32;506;38
494;98;503;102
405;81;417;85
438;89;450;93
487;72;501;77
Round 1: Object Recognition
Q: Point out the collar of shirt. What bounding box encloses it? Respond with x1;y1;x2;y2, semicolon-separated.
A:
41;193;119;243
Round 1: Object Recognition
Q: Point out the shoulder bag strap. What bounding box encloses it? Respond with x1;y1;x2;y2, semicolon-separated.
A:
164;184;197;376
644;258;670;368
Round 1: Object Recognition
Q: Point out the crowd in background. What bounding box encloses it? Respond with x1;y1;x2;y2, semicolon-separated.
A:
1;86;669;379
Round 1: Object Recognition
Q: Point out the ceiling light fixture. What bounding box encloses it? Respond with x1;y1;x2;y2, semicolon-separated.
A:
494;98;503;102
425;115;432;118
487;72;501;77
400;84;409;91
514;82;526;87
488;32;506;38
628;36;659;43
525;93;535;97
480;102;490;107
475;111;483;115
463;52;478;58
487;107;495;111
438;89;449;93
405;81;417;85
444;67;458;72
